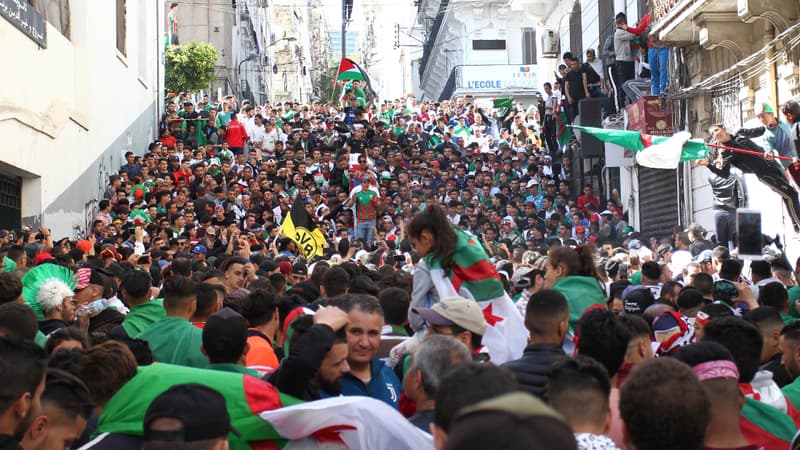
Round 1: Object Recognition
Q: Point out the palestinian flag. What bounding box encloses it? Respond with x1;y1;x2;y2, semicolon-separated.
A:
278;196;326;258
423;228;527;363
571;126;709;169
335;58;375;95
740;396;797;449
96;363;301;450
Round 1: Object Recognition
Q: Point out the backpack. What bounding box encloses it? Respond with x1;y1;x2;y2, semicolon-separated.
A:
602;33;616;66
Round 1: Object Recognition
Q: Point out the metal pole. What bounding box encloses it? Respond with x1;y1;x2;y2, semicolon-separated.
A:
341;0;346;60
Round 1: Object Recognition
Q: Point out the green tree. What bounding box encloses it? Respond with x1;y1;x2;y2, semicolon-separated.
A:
165;42;220;94
317;66;339;103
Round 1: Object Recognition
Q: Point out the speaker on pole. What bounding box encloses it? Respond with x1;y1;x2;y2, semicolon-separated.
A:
577;98;604;157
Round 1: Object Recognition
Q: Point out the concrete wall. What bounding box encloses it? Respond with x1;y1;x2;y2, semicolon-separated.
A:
0;0;162;239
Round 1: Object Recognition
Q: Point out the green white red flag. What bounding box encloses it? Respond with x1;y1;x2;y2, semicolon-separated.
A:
94;363;433;450
424;228;528;363
571;125;709;169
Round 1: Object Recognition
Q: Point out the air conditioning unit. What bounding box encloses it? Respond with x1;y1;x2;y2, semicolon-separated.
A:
541;29;560;57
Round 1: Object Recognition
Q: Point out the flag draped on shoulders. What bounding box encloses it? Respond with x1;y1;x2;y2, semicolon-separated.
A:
424;228;527;363
279;196;326;259
571;125;709;169
740;396;797;450
96;363;302;450
259;396;434;450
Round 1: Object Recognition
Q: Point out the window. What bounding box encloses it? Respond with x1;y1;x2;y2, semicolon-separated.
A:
116;0;126;56
472;40;506;50
138;1;149;81
569;1;582;58
29;0;70;39
522;28;536;64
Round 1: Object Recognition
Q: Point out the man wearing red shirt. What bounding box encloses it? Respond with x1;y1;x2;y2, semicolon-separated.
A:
224;114;248;155
577;184;600;215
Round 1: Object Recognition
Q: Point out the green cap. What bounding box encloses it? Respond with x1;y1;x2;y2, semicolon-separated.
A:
761;102;774;114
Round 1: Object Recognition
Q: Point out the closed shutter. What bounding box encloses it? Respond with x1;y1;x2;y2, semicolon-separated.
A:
0;174;21;231
638;167;679;238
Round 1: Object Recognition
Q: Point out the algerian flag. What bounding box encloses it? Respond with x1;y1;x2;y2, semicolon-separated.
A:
572;126;709;169
555;111;572;150
424;229;528;363
740;396;797;449
96;364;432;450
259;396;434;449
95;363;301;449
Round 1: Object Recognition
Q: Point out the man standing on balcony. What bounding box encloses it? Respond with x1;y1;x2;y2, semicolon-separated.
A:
614;13;637;111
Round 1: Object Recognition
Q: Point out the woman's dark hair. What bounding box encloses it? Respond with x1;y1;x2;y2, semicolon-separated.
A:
407;205;457;274
548;243;602;280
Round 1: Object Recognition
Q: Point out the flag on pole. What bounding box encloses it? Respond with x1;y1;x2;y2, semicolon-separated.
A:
555;111;572;150
279;196;326;258
571;125;709;169
335;58;375;95
424;229;528;363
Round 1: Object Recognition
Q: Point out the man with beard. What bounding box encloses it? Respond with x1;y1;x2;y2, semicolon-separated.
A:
0;337;47;450
268;306;350;400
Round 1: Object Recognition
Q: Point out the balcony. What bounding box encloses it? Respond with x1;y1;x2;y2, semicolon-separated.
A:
651;0;798;54
438;64;539;100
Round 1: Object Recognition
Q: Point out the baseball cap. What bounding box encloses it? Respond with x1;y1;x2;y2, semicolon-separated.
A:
526;179;539;188
144;383;239;442
292;262;308;275
511;267;534;288
202;307;248;361
686;223;706;235
191;244;208;255
445;392;576;450
413;296;487;335
431;161;440;167
694;249;713;263
621;285;656;315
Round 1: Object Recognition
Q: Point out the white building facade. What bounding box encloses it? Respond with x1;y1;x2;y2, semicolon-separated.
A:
414;0;557;103
0;0;164;238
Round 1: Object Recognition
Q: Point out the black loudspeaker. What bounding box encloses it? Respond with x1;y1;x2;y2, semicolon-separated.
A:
578;98;604;157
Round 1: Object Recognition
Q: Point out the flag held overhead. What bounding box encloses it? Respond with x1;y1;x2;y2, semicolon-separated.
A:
279;196;327;259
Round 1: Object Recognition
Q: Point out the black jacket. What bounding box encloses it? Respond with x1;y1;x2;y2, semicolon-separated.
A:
0;436;21;450
268;323;335;401
501;343;565;399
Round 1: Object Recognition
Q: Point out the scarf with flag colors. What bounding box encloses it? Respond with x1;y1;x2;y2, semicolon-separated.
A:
740;396;796;450
571;125;709;169
278;196;326;259
424;228;527;363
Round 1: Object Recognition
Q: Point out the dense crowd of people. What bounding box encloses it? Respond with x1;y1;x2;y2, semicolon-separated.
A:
1;60;800;450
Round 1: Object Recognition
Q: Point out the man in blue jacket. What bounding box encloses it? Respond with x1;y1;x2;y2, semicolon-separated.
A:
331;294;401;408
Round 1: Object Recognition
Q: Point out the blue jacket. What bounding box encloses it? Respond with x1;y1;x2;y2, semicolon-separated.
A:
339;358;401;408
